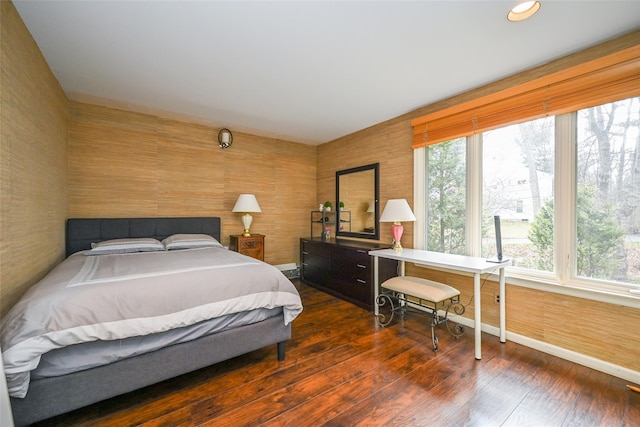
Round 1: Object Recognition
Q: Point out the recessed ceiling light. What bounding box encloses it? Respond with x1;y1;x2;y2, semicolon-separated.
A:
508;1;541;22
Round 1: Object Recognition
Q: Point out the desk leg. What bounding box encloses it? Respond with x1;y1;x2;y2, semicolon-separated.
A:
373;256;380;317
499;266;506;343
474;272;481;360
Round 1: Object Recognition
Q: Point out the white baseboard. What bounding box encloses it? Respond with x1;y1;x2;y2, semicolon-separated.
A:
445;313;640;384
275;263;297;271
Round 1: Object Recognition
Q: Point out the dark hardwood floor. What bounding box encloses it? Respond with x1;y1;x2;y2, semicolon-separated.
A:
35;279;639;426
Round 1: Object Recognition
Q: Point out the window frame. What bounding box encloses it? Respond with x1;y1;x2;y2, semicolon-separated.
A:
414;110;640;308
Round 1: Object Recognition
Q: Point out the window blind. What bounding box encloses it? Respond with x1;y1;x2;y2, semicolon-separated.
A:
411;44;640;149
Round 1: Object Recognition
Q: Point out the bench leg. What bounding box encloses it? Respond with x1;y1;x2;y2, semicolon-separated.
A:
377;291;465;352
424;298;466;352
375;293;396;327
431;321;440;351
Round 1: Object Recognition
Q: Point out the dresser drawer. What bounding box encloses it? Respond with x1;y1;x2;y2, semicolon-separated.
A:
332;246;371;283
302;251;331;272
301;239;331;259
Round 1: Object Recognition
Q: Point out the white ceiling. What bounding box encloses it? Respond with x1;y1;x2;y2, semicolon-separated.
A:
13;1;640;145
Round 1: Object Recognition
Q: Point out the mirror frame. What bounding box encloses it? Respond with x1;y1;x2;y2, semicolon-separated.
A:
335;163;380;240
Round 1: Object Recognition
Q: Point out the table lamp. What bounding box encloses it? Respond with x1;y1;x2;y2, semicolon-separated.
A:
367;202;375;213
232;194;262;236
379;199;416;250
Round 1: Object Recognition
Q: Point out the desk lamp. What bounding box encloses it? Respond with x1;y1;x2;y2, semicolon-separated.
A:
379;199;416;250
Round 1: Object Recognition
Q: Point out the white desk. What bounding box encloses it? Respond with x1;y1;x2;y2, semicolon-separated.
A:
369;248;509;360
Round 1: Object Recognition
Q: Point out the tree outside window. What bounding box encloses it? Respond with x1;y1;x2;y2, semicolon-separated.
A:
426;138;466;255
482;117;554;271
575;97;640;284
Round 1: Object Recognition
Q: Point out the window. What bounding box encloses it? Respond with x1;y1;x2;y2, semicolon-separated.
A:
482;117;554;271
426;138;466;255
420;96;640;291
575;98;640;285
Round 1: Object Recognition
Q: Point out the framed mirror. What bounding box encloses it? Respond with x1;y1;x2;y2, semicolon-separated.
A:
336;163;379;240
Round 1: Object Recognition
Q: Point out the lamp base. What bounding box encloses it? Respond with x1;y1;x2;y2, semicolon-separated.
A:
390;222;404;251
241;213;253;237
391;240;403;251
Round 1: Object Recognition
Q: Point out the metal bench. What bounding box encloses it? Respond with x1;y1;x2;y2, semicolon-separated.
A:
376;276;465;351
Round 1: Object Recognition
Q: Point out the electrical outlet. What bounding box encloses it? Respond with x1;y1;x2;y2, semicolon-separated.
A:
494;294;500;304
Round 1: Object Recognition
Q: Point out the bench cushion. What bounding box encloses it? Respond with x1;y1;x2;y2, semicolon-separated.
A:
382;276;460;303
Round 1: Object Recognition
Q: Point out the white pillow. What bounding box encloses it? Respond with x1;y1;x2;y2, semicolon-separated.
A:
86;238;165;255
162;234;223;250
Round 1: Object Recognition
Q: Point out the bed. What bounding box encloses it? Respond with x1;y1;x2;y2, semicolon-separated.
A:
1;217;303;426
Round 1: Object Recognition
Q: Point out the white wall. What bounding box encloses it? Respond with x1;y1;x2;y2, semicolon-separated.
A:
0;347;15;427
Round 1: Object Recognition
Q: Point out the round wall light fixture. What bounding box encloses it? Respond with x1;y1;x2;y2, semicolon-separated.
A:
218;128;233;149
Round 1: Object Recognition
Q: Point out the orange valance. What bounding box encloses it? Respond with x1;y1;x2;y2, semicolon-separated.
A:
411;44;640;149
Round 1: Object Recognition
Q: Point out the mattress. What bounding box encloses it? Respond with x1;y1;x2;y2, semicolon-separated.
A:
31;307;282;379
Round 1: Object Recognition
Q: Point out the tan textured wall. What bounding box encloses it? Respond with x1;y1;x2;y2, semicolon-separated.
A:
0;2;68;318
68;102;317;266
317;30;640;372
318;118;414;247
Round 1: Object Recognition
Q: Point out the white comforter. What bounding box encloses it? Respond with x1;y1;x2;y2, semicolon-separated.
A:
0;247;303;398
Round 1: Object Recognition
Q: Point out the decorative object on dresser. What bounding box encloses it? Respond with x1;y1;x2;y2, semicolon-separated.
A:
300;237;398;311
310;210;351;239
232;193;262;236
218;128;233;149
379;198;416;250
230;234;265;261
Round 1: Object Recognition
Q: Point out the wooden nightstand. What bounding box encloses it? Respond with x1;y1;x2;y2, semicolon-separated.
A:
229;234;264;261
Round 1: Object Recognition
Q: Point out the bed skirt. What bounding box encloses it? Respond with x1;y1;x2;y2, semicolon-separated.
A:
10;314;291;426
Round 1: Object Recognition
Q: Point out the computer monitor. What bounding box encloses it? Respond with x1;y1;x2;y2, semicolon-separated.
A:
487;215;509;263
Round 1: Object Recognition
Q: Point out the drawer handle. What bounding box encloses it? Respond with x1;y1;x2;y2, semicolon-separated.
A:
357;250;367;253
356;264;367;269
357;279;367;284
302;251;309;255
302;263;309;266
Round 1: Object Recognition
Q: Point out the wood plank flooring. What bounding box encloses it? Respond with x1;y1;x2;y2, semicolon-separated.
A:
34;279;639;426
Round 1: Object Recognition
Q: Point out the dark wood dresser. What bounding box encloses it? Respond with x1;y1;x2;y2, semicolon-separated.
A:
300;237;398;311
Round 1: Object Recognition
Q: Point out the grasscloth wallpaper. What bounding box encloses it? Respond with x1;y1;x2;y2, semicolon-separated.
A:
67;101;316;267
1;0;638;380
1;1;68;317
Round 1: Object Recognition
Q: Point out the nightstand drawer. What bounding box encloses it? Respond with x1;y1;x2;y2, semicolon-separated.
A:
230;234;264;261
238;238;262;250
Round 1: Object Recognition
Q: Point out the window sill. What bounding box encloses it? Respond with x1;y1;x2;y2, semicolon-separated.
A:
412;262;640;309
500;271;640;309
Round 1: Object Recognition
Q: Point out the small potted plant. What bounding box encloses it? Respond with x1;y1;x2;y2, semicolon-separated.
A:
323;201;332;211
339;201;345;210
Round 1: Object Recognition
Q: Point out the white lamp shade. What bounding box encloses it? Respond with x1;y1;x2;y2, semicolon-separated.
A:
232;194;262;213
379;199;416;222
367;202;375;213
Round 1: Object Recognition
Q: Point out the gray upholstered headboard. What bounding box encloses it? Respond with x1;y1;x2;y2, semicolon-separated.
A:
66;217;222;257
